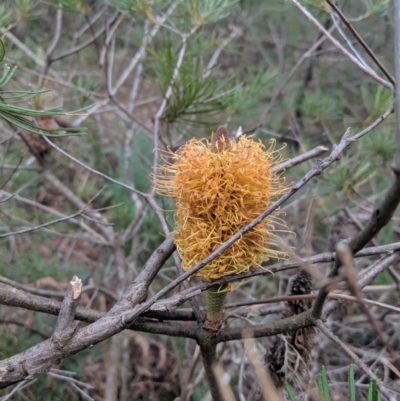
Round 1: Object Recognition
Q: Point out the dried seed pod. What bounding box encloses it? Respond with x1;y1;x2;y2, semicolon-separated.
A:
265;270;316;391
288;269;313;315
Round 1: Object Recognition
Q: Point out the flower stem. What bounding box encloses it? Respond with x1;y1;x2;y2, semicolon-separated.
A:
205;285;228;326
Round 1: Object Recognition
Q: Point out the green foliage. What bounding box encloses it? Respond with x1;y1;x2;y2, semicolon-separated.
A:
191;383;208;401
0;40;4;63
0;63;16;88
0;330;41;360
105;0;173;21
286;365;382;401
223;68;277;118
183;0;239;27
367;376;382;401
349;365;356;401
0;65;87;135
0;97;85;136
359;0;391;18
285;382;297;401
301;0;390;18
372;268;394;286
71;74;101;106
52;0;91;14
13;0;40;18
317;366;332;401
299;88;342;125
0;5;13;27
323;157;376;195
361;130;396;165
131;133;153;192
102;184;135;229
299;0;331;13
360;83;393;123
152;36;233;125
0;37;88;135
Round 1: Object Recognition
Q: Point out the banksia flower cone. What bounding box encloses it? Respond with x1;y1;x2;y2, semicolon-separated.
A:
156;126;288;282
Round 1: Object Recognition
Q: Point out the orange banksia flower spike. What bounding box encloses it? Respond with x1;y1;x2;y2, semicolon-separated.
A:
156;126;288;329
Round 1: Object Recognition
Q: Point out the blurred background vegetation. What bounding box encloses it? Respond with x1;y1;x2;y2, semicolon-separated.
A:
0;0;398;400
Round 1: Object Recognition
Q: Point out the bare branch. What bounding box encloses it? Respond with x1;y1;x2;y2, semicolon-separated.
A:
42;138;146;198
49;12;119;62
290;0;392;89
0;238;175;388
45;9;63;59
324;253;399;318
216;252;399;343
52;276;82;348
41;170;114;242
0;208;86;238
326;0;395;85
271;145;329;173
111;1;180;94
226;293;400;315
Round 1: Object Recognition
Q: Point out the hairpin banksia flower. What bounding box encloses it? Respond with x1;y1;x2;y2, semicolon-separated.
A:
156;126;288;329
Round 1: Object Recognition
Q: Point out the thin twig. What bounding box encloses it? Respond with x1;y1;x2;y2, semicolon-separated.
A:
49;12;119;62
104;334;123;401
331;13;372;71
111;1;180;94
324;253;399;318
0;379;36;401
68;381;95;401
0;208;87;238
326;0;394;85
226;293;400;314
290;0;392;89
217;253;399;343
272;145;329;173
0;164;38;171
0;29;46;68
203;25;243;78
43;137;146;197
47;371;93;390
44;8;63;74
0;189;107;244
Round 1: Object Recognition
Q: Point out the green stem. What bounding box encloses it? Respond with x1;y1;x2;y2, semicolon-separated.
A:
206;285;228;323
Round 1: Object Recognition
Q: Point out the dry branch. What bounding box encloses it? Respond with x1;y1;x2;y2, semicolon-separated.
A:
52;276;82;349
0;276;82;387
0;238;175;388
